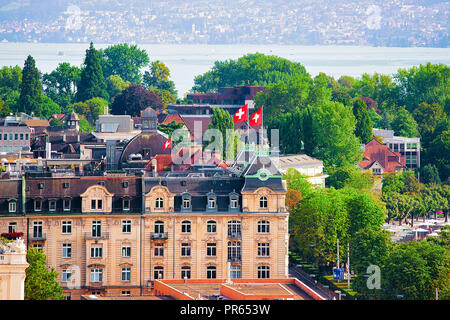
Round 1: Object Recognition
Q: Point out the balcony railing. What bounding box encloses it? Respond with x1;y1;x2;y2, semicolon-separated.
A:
30;233;46;241
227;232;242;239
151;232;169;240
227;256;242;263
84;232;109;240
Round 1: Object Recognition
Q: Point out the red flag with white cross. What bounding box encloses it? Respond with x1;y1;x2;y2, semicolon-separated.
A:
233;104;248;123
249;107;262;127
162;139;172;149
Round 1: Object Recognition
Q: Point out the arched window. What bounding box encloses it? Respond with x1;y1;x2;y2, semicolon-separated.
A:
257;220;270;233
259;196;268;209
206;220;216;233
181;220;191;233
155;221;164;233
155;197;164;209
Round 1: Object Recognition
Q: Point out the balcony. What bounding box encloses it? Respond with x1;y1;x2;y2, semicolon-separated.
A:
84;232;109;240
30;233;46;241
227;232;241;239
227;256;242;263
151;232;168;240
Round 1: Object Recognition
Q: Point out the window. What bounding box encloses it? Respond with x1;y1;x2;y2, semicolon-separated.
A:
8;201;16;213
123;199;130;211
230;265;241;279
207;266;216;279
181;243;191;257
91;246;103;258
63;199;71;211
14;133;18;140
181;220;191;233
206;220;216;233
25;133;29;140
62;270;72;283
9;133;12;140
181;266;191;279
154;243;164;257
208;197;216;209
49;200;56;212
259;196;268;209
34;199;42;212
91;199;103;210
257;243;270;257
122;246;131;257
228;241;241;261
33;221;42;238
230;198;238;209
372;168;381;175
121;267;131;282
91;291;101;296
258;266;270;279
122;220;131;233
62;182;69;189
154;221;164;234
92;220;101;238
8;222;17;233
154;266;164;280
257;220;270;233
90;269;103;283
33;244;42;250
38;183;44;189
121;291;131;297
62;221;72;234
228;220;241;238
62;244;72;258
20;133;23;140
207;243;216;257
155;197;164;209
122;181;129;188
182;196;191;209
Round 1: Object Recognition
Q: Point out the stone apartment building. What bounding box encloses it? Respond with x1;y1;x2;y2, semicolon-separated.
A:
0;152;289;300
0;119;31;155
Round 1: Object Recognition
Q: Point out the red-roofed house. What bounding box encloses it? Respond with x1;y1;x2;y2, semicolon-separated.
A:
358;139;405;175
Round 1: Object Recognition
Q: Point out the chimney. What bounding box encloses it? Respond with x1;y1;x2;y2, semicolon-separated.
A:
152;158;157;177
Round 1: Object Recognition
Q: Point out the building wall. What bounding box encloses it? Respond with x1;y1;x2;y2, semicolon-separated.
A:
0;239;28;300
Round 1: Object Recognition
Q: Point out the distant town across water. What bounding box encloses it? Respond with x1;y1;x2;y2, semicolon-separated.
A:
0;42;449;96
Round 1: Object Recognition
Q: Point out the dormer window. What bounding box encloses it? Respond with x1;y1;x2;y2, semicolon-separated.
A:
208;197;216;209
155;197;164;209
206;191;216;211
229;192;240;211
259;196;268;209
183;198;190;209
181;193;192;211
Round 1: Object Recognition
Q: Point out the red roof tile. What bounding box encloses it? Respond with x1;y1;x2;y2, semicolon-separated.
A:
359;139;405;172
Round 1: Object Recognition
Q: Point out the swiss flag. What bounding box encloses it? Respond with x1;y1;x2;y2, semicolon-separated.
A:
249;107;262;127
233;104;248;123
162;139;172;149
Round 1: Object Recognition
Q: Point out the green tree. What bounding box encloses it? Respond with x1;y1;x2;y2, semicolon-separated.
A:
40;94;61;119
382;241;447;300
427;130;450;182
73;97;108;124
100;43;150;84
49;117;63;127
266;107;303;154
327;167;374;190
0;65;22;94
382;172;405;195
0;100;11;117
413;102;446;142
310;101;362;168
43;62;80;112
143;60;177;98
193;53;308;92
353;99;373;144
79;118;94;133
350;228;393;299
25;248;64;300
418;164;441;185
76;42;109;102
390;106;419;138
105;75;130;103
207;107;239;160
158;120;184;137
18;55;43;116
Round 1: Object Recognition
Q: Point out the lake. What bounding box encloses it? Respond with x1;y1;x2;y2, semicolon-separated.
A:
0;43;449;96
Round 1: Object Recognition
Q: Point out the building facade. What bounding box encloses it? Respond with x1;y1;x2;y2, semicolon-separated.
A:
0;153;289;300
